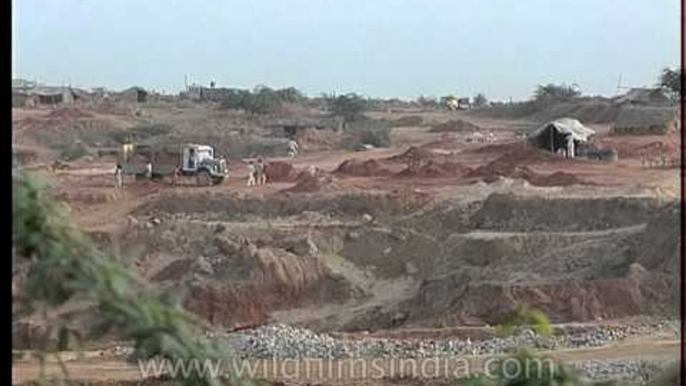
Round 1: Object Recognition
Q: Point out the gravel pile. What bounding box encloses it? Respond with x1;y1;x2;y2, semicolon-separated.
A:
573;360;666;384
218;321;678;359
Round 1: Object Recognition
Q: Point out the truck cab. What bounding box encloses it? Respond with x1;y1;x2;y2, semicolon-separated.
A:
180;144;228;185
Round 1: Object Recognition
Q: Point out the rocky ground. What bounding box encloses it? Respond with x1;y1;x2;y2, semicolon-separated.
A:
12;106;681;386
211;321;679;359
573;359;669;384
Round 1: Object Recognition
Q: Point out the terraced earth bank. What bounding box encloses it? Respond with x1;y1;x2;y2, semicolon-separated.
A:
98;191;679;333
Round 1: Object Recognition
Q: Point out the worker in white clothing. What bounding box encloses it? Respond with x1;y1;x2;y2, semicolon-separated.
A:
114;163;123;188
566;136;575;159
287;139;299;157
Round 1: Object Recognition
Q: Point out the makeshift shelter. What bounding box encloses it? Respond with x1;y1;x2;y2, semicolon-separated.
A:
611;106;679;135
25;87;77;106
117;87;149;103
613;88;671;106
527;118;595;157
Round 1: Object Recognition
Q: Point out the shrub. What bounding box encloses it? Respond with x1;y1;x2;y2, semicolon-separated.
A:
325;93;368;122
473;93;488;108
110;123;172;144
218;86;306;115
345;119;392;148
533;83;581;102
12;169;221;385
60;141;97;161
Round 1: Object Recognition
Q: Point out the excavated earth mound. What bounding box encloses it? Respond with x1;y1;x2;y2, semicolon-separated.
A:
396;161;472;178
281;171;342;193
395;193;679;327
467;148;591;186
387;146;440;164
429;119;481;133
265;161;297;182
335;159;392;177
46;108;94;120
126;191;677;331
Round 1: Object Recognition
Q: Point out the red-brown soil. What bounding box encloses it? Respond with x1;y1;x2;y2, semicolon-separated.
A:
266;161;298;181
396;161;471;178
335;159;393;177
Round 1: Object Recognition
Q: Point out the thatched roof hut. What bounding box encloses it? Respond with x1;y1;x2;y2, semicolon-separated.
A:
611;106;679;135
527;118;595;153
613;88;671;106
116;87;149;103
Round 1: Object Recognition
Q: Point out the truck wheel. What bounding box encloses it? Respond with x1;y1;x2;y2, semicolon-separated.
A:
196;170;213;186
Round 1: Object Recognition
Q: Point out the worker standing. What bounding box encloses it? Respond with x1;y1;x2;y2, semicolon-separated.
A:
246;160;256;186
256;156;267;185
567;139;575;159
171;165;181;186
114;163;123;188
146;162;153;179
287;139;299;157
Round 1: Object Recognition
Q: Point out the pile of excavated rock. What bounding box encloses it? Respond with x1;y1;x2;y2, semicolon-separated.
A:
217;321;678;359
573;360;667;384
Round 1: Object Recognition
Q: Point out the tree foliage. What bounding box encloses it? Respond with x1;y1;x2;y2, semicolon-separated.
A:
325;93;369;122
533;83;581;102
218;86;305;115
473;93;488;108
658;67;682;99
416;95;439;109
345;119;392;148
12;169;264;386
497;304;553;338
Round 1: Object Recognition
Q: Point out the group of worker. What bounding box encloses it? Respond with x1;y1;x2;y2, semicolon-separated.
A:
246;156;267;187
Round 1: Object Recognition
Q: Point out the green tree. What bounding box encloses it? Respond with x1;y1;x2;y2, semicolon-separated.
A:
533;83;581;102
12;169;266;386
658;67;681;100
325;93;368;123
415;95;439;109
473;93;488;108
497;304;553;338
346;119;392;148
245;86;283;115
275;87;304;103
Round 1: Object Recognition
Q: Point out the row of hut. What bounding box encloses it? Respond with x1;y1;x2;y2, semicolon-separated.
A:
12;79;150;108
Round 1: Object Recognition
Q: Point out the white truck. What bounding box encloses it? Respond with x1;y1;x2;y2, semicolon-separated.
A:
120;143;228;186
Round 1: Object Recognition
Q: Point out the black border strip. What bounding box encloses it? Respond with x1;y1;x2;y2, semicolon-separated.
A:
680;0;685;382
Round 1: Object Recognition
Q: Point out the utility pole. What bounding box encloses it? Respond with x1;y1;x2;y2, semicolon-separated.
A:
616;74;622;95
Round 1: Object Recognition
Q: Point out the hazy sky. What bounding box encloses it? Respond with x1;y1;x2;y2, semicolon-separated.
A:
13;0;680;100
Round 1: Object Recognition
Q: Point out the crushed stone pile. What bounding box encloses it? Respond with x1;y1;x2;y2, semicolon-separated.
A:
573;360;667;384
215;321;678;359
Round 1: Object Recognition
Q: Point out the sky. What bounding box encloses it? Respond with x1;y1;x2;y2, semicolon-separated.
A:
12;0;681;100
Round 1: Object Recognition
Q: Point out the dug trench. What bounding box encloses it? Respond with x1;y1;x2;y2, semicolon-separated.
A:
85;191;679;337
